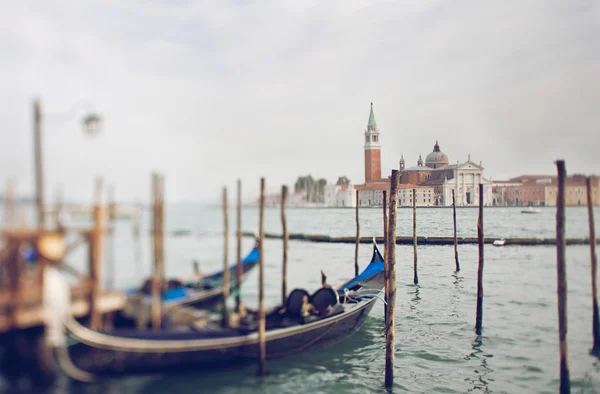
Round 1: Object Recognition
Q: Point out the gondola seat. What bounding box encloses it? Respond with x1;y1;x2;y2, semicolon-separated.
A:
310;287;339;313
285;289;311;317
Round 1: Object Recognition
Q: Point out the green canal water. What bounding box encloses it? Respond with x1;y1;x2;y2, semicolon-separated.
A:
1;205;600;393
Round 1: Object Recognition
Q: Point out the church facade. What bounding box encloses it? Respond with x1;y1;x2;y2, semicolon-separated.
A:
354;103;493;207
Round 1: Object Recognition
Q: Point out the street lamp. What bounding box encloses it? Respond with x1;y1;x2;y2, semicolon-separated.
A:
33;98;102;228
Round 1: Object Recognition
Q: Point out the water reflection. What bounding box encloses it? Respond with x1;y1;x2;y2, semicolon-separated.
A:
465;336;493;393
409;286;421;313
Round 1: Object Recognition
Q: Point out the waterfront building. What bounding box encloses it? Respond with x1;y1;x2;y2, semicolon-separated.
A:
421;156;493;206
353;103;490;207
324;183;357;207
491;181;521;206
489;175;599;207
398;186;436;207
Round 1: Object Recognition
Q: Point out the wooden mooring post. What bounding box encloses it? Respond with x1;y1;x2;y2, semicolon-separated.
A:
133;203;142;271
151;173;165;331
475;183;484;335
222;187;230;327
354;191;360;276
258;177;266;376
235;179;243;312
281;185;289;306
413;188;418;285
452;189;460;272
385;169;399;389
3;180;16;228
383;190;388;321
107;185;116;290
555;160;571;393
586;177;600;353
88;178;104;330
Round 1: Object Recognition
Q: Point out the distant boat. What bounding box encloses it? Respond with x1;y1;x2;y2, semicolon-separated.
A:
521;206;540;214
493;239;506;247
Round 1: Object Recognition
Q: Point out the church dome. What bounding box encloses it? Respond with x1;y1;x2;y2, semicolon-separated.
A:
425;141;449;169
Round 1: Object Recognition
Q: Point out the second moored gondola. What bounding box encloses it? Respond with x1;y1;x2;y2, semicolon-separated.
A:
117;239;260;328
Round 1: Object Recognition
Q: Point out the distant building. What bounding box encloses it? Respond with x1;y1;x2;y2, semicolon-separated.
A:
398;185;436;207
420;157;493;206
491;181;521;206
324;183;356;207
490;175;599;207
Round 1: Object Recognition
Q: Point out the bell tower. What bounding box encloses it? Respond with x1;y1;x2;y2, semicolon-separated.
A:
364;102;381;183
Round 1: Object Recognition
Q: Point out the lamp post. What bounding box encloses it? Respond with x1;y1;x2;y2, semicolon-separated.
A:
33;98;102;228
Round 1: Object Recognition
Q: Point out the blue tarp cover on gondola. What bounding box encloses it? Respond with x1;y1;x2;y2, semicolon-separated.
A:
339;245;384;291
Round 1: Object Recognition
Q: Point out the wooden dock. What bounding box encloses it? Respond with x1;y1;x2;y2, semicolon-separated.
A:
0;274;124;333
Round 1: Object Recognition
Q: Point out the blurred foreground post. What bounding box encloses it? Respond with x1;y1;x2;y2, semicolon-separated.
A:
281;185;289;305
54;185;65;232
475;184;484;334
354;192;360;276
107;186;116;290
3;181;15;228
586;177;600;353
151;173;165;331
235;179;243;312
556;160;571;394
258;177;266;375
413;188;418;285
33;99;45;228
385;169;399;389
133;203;142;271
88;178;104;330
222;187;230;327
452;189;460;272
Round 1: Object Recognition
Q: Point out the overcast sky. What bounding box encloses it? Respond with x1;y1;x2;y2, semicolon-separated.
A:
1;0;599;204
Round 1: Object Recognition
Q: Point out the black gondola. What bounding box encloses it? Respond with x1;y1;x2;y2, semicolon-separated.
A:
61;242;385;376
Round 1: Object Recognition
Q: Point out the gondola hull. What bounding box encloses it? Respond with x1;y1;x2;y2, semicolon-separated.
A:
66;296;377;374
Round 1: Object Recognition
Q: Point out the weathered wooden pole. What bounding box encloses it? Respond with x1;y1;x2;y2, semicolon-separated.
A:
106;185;116;290
413;188;418;285
151;173;165;331
235;179;243;312
556;160;571;393
475;183;484;335
383;190;388;321
281;185;289;306
354;191;360;276
88;178;104;330
54;185;65;232
258;177;266;375
383;190;388;261
133;203;142;271
452;189;460;272
385;169;399;389
33;98;45;228
6;237;23;329
3;180;15;228
222;187;230;327
586;177;600;352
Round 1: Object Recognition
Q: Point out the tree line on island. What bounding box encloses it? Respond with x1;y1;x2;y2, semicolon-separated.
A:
293;175;350;203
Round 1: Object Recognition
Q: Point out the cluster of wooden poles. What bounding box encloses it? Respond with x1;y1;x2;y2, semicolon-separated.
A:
362;162;597;392
217;178;291;375
555;161;599;394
